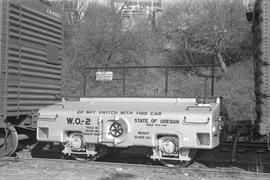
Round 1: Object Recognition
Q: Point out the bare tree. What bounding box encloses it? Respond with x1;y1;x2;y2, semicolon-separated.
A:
157;0;251;69
57;1;149;96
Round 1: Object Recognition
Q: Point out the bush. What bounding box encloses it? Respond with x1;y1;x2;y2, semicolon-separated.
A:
215;60;256;121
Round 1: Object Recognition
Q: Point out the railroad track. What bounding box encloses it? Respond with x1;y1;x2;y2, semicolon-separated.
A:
196;141;270;173
1;155;270;180
2;141;270;179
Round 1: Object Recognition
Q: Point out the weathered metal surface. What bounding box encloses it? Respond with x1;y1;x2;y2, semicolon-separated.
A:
0;0;63;127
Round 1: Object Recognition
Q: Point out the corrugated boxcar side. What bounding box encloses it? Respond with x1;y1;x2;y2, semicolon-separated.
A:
0;0;8;122
0;0;63;125
0;2;2;117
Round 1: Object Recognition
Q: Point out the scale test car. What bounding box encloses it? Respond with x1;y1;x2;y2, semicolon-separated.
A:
37;97;222;166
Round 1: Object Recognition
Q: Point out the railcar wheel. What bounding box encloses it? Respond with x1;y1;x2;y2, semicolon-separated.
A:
0;126;18;157
160;149;197;168
71;154;98;161
70;146;108;161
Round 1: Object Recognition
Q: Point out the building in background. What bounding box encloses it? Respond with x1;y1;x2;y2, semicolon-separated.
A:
112;0;162;31
49;0;90;23
49;0;162;30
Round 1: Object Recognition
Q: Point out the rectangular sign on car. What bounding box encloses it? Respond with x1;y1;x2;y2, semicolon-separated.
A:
96;71;113;81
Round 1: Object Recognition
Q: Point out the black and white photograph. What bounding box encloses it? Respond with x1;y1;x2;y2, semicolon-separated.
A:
0;0;270;179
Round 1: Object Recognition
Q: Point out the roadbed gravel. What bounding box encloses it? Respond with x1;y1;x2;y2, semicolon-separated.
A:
1;156;270;180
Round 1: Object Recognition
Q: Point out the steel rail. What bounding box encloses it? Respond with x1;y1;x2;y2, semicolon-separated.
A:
0;156;270;178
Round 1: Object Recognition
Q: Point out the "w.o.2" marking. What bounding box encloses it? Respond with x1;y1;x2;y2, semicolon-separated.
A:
66;118;91;125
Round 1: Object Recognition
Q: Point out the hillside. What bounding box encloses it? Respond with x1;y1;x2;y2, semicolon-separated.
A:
58;0;255;121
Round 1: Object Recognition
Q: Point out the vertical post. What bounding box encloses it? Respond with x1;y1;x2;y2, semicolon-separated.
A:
203;78;208;103
152;10;156;28
165;68;169;96
211;57;215;96
82;68;86;96
122;68;126;96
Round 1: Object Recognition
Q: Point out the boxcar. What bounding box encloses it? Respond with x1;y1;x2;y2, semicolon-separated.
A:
0;0;63;157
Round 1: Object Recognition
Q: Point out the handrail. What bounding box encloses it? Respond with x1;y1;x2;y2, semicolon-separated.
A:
186;106;212;111
183;116;210;125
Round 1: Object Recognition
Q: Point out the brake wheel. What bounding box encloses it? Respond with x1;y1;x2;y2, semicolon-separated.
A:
0;126;18;157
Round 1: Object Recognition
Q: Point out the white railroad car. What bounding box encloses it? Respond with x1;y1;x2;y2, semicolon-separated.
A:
37;97;223;166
